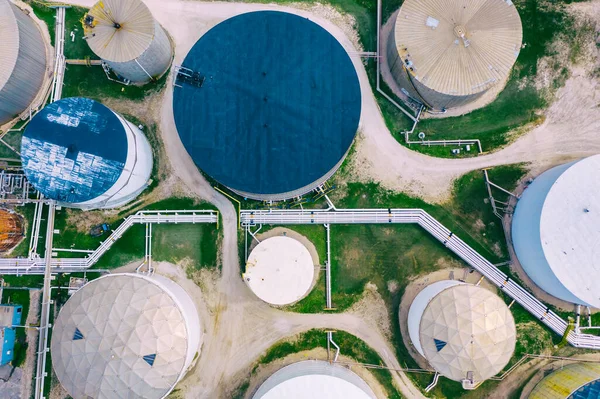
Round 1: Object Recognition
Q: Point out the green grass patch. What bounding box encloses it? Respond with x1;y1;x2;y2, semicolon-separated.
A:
61;64;170;101
28;1;56;45
63;6;98;60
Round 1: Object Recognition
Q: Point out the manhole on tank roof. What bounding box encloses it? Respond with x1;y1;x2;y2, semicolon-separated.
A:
173;11;361;197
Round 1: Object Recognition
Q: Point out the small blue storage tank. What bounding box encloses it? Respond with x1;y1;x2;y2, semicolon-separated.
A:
21;98;153;209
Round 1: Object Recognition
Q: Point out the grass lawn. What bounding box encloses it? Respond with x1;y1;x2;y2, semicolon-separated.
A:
234;329;403;399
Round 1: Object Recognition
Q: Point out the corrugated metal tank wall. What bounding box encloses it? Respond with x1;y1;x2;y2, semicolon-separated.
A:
0;2;46;125
108;20;172;83
76;111;153;210
386;19;485;110
511;161;584;305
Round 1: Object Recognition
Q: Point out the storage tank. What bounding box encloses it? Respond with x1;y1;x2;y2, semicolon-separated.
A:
0;0;47;125
407;281;516;389
253;360;376;398
51;273;201;399
512;155;600;308
244;236;315;306
387;0;522;111
20;97;153;209
82;0;172;83
173;11;361;200
0;209;24;253
528;363;600;399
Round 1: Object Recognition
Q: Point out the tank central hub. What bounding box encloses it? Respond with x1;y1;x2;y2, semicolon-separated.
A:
453;25;467;38
114;22;121;29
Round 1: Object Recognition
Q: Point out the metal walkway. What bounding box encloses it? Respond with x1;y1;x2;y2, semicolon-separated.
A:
0;210;219;275
240;208;600;350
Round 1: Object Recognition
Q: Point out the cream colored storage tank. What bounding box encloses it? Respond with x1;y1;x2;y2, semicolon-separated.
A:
0;0;47;125
387;0;522;111
512;155;600;308
83;0;172;83
51;273;202;399
407;280;516;389
253;360;376;398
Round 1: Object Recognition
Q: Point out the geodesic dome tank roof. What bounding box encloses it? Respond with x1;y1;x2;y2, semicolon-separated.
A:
51;274;190;399
21;97;127;204
173;11;361;199
393;0;522;97
84;0;156;63
418;283;516;383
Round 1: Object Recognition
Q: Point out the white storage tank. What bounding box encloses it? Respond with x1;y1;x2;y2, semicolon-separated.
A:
407;281;516;389
20;97;153;209
512;155;600;308
387;0;522;111
244;236;315;306
51;273;201;399
0;0;47;125
83;0;172;83
253;360;376;399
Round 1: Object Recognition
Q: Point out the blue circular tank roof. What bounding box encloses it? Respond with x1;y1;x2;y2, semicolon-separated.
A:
173;11;361;197
569;379;600;399
21;97;127;203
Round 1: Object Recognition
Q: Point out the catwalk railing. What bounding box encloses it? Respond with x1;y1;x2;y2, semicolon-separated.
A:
239;208;600;350
0;210;218;274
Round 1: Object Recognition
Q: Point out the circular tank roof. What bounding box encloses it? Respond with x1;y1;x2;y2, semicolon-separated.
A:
538;155;600;308
0;209;23;252
0;0;19;91
173;11;361;198
253;361;376;399
393;0;522;96
84;0;156;62
21;97;127;203
528;363;600;399
245;236;314;306
51;274;190;399
418;284;516;384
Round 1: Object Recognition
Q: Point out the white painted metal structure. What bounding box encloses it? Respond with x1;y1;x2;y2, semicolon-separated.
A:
244;236;314;306
512;155;600;308
51;273;201;399
387;0;522;110
83;0;173;83
0;209;218;274
0;0;47;124
238;208;600;350
407;281;516;388
253;360;376;399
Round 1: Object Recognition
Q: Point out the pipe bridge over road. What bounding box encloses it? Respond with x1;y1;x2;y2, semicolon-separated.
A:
0;209;219;275
240;208;600;350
